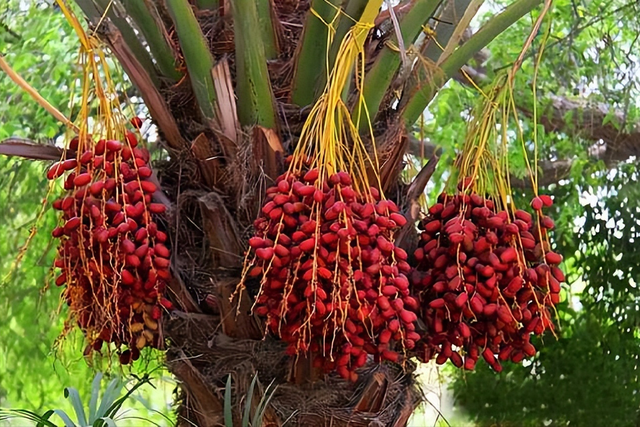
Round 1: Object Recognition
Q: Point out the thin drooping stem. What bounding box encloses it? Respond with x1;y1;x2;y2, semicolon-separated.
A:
401;0;543;127
230;0;277;128
0;55;77;132
165;0;218;119
121;0;182;81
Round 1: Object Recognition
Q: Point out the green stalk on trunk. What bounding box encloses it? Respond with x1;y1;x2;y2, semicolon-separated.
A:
121;0;182;81
291;0;342;107
231;0;277;128
401;0;543;126
196;0;219;9
359;0;440;131
256;0;279;60
165;0;217;119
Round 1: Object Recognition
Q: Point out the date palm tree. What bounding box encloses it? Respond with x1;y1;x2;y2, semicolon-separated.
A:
2;0;544;425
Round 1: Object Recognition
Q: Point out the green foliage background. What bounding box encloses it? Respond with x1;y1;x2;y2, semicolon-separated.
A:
0;0;88;410
0;2;173;424
422;1;640;426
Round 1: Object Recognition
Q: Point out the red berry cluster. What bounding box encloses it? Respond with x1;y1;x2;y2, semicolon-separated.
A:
411;190;562;372
246;168;419;381
48;120;173;364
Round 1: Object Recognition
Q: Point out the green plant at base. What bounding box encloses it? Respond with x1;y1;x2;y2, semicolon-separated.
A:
0;373;164;427
224;372;278;427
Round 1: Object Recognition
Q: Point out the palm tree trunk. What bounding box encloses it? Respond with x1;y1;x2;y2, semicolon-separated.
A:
85;2;425;424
